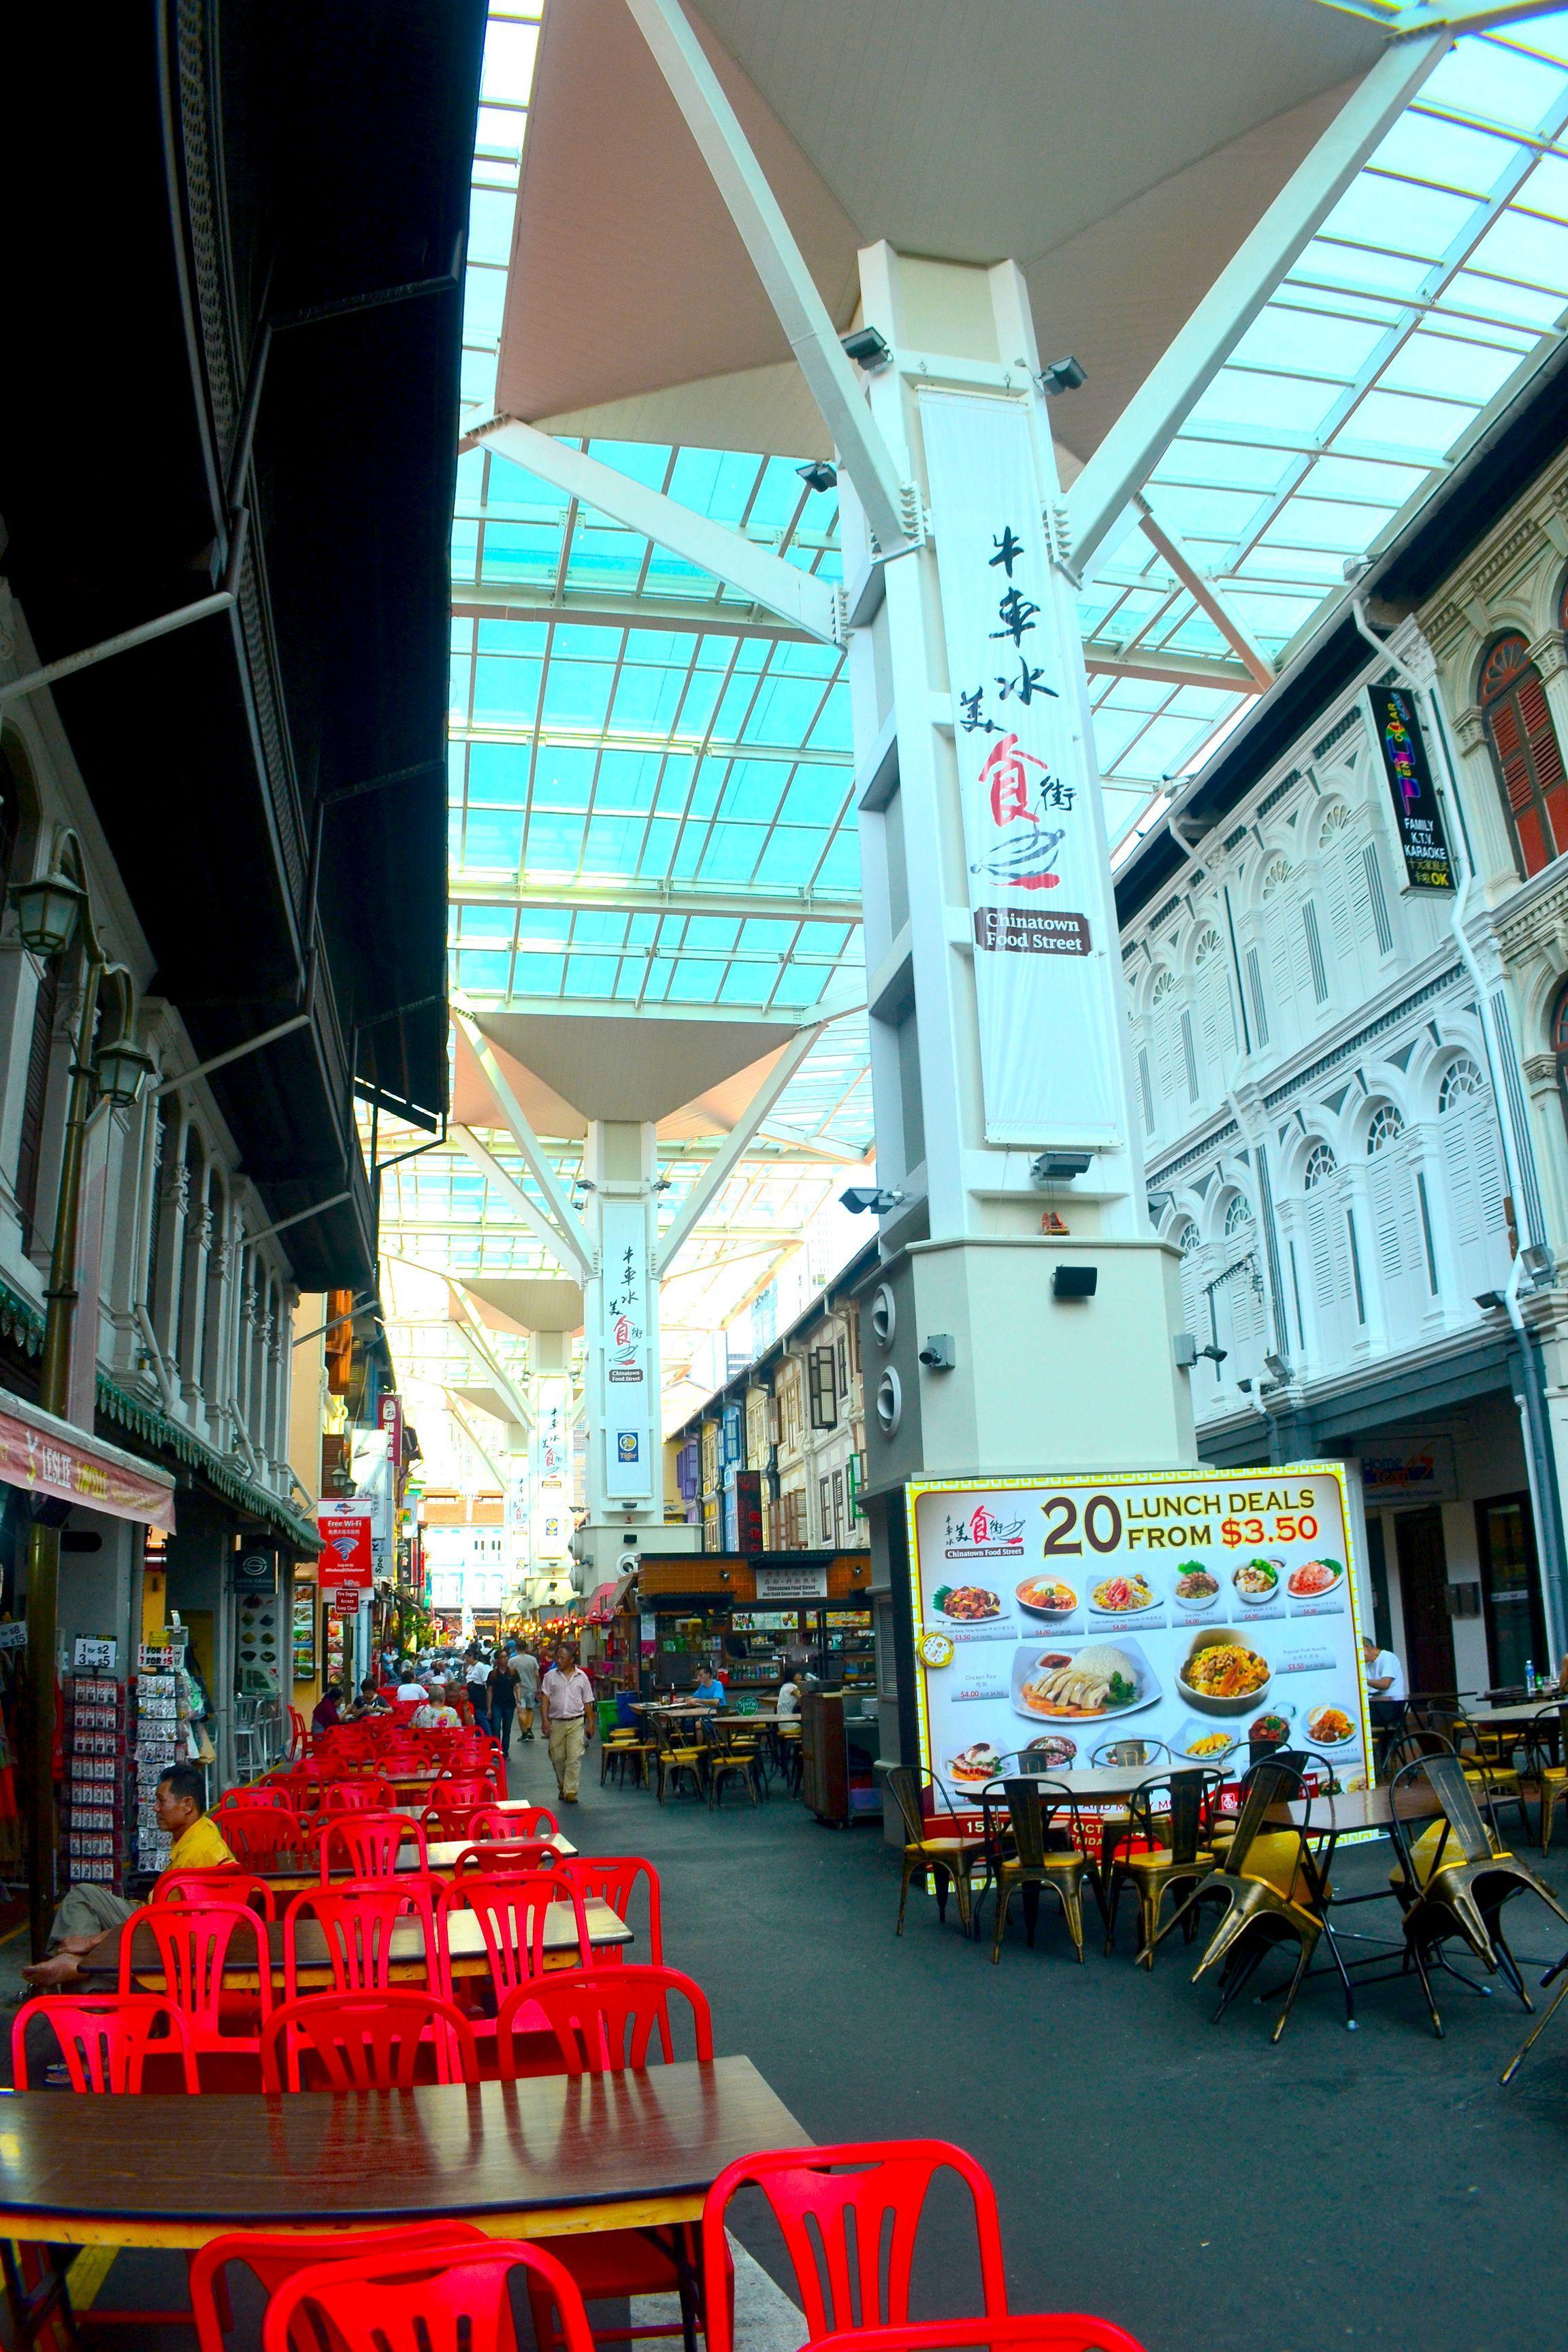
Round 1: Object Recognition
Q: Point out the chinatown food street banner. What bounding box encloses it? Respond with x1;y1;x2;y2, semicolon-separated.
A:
1362;684;1454;895
907;1465;1370;1801
0;1384;176;1531
531;1373;572;1559
315;1503;374;1591
600;1200;653;1501
919;389;1123;1147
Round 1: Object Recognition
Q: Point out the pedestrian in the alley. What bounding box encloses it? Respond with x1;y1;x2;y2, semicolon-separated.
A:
540;1643;594;1804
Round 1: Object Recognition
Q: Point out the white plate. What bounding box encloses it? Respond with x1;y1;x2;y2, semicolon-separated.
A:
1086;1580;1162;1618
1174;1720;1240;1765
1304;1716;1360;1751
1170;1575;1222;1614
1010;1637;1161;1725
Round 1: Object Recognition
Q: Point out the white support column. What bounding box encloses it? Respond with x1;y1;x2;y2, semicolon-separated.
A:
655;1022;827;1273
624;0;912;560
576;1118;669;1584
467;417;842;647
1065;32;1450;576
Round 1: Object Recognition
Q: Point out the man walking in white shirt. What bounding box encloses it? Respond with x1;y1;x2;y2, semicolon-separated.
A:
540;1645;595;1803
510;1642;540;1742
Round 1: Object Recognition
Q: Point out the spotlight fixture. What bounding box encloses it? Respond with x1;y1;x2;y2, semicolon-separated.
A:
1038;355;1087;397
1031;1152;1092;1185
1475;1290;1507;1311
797;460;838;494
840;1186;906;1215
1264;1351;1293;1384
840;326;892;372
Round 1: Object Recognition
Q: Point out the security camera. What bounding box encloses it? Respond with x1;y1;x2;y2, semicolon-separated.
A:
918;1335;956;1371
841;326;892;372
1038;355;1087;397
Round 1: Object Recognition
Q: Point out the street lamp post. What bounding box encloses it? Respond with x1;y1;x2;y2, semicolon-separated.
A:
8;830;154;1958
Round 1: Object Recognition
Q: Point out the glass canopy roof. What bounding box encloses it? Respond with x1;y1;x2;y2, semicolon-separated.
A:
384;0;1568;1480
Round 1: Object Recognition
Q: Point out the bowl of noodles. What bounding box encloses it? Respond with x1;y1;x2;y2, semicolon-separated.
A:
1179;1629;1272;1716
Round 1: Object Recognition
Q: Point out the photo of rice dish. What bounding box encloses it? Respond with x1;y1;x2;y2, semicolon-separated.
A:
1183;1642;1270;1699
1288;1558;1344;1598
1017;1576;1078;1618
1020;1643;1144;1718
1307;1705;1355;1747
947;1742;1002;1784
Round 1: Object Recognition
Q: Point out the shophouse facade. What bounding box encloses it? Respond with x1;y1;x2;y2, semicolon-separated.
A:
670;1243;875;1554
1118;357;1568;1703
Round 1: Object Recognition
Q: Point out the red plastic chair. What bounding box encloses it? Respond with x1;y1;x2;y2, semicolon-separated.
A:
12;1994;199;2092
284;1882;440;1998
193;2225;490;2352
321;1775;397;1812
218;1810;310;1873
154;1870;277;1918
116;1902;273;2073
451;1838;560;1877
497;1965;709;2078
559;1857;662;1965
813;2322;1147;2352
467;1802;557;1840
262;2236;597;2352
701;2142;1009;2352
214;1785;291;1813
431;1773;497;1812
316;1810;427;1880
260;1990;479;2091
439;1872;591;1999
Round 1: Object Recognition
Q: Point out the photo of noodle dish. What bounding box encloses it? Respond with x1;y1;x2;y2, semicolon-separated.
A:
1090;1573;1158;1615
1011;1639;1158;1722
1287;1558;1345;1599
1172;1563;1220;1612
1015;1575;1078;1619
1179;1631;1272;1716
1232;1557;1281;1606
931;1584;1003;1623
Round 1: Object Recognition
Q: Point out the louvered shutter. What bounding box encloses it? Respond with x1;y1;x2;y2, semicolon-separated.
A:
1304;1192;1352;1372
1368;1152;1421;1347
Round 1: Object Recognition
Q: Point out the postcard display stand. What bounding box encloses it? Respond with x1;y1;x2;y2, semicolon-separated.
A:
63;1675;131;1890
134;1640;192;1873
908;1465;1373;1814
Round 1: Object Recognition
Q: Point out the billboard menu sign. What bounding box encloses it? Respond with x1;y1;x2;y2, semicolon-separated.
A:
919;389;1123;1148
1363;684;1455;894
906;1465;1370;1803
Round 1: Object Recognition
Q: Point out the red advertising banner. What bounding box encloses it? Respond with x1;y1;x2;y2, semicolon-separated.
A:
316;1504;373;1588
0;1384;176;1531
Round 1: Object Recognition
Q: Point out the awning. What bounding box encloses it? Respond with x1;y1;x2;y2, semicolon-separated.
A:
584;1580;618;1625
0;1384;176;1531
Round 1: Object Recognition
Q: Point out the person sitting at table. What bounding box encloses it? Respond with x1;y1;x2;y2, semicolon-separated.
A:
21;1764;235;1989
350;1676;387;1718
776;1673;802;1718
1360;1635;1406;1701
395;1667;429;1705
310;1683;343;1734
691;1666;726;1707
412;1689;461;1729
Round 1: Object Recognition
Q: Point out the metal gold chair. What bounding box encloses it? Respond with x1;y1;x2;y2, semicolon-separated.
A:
977;1777;1088;1963
1386;1752;1568;2038
1102;1767;1222;1963
886;1765;986;1937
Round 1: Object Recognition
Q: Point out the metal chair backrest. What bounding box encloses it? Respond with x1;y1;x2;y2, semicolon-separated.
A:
700;2139;1008;2352
1166;1768;1214;1865
885;1765;938;1846
558;1855;662;1965
1382;1728;1453;1777
499;1963;710;2076
284;1882;437;1999
260;1990;478;2092
12;1993;199;2092
1090;1738;1169;1768
1424;1751;1496;1864
260;2236;597;2352
1000;1777;1048;1869
1220;1760;1300;1879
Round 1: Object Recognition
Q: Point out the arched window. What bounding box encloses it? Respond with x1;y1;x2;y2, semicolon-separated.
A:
1224;1192;1253;1239
1366;1102;1404;1154
1436;1053;1510;1298
1171;1218;1202;1346
1480;633;1568;878
1304;1142;1337;1189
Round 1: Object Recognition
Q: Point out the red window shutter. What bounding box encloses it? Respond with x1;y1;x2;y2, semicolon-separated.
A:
1518;668;1568;858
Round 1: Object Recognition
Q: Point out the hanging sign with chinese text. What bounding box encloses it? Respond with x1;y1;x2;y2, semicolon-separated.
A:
1363;684;1455;894
600;1200;653;1500
532;1373;572;1558
919;391;1124;1146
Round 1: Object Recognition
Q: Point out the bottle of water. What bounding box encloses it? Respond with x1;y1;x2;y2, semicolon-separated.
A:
1526;1659;1536;1697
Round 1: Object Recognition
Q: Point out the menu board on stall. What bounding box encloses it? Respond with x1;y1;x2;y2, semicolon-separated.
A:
907;1465;1370;1797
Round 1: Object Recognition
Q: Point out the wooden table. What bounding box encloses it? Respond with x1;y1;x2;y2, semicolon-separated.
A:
86;1898;630;1992
0;2055;810;2249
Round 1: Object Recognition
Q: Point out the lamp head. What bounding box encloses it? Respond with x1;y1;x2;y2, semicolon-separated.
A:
9;869;86;958
93;1035;156;1110
797;461;838;494
1038;355;1087;397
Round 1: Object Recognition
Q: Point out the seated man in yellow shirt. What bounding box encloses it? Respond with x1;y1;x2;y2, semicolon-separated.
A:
22;1762;235;1988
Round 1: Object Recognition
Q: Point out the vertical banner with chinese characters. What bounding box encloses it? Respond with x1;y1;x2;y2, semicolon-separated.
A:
920;390;1123;1145
600;1200;653;1499
531;1373;572;1557
1362;684;1455;894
